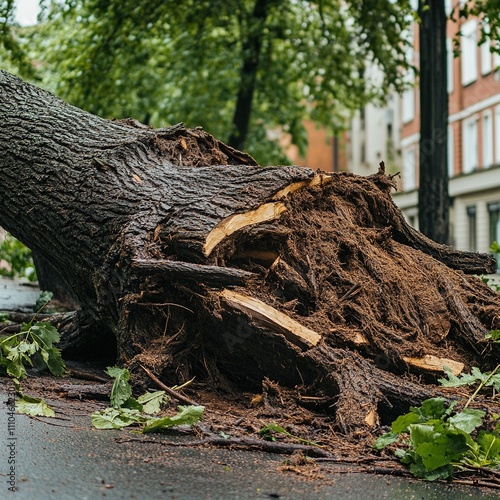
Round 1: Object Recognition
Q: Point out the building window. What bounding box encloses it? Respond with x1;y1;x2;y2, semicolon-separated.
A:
448;125;454;178
447;38;454;94
482;110;493;167
496;105;500;165
402;89;414;123
461;20;478;86
489;202;500;268
462;117;478;173
481;25;492;75
403;147;416;191
467;206;477;252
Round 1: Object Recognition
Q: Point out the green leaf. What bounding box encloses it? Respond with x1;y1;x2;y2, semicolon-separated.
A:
105;366;132;408
410;423;469;470
137;390;168;414
449;409;485;434
485;330;500;342
122;397;143;411
32;322;60;346
391;412;420;434
16;394;55;417
373;432;400;450
439;367;479;387
141;405;204;434
259;423;288;436
44;346;66;377
476;431;500;463
91;407;145;429
34;291;53;313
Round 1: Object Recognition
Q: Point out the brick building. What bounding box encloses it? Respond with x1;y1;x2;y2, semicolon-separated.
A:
395;0;500;264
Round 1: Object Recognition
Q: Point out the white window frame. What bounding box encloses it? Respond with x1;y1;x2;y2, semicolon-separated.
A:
481;24;492;75
447;38;454;94
402;89;415;124
448;125;454;178
461;20;478;86
403;147;416;191
495;105;500;165
482;110;493;167
445;0;453;16
462;115;478;174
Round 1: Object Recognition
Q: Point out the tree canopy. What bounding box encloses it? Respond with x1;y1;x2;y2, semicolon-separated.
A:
1;0;416;164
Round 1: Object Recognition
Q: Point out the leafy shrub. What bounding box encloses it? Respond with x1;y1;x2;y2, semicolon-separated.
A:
0;233;37;281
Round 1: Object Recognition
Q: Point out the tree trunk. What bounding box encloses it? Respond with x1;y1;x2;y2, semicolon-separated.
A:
418;0;449;244
1;71;498;433
228;0;272;150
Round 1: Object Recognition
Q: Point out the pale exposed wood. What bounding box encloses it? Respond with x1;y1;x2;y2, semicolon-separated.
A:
364;409;378;427
204;202;287;256
220;289;321;350
403;355;464;376
204;174;331;257
353;332;370;345
272;173;332;199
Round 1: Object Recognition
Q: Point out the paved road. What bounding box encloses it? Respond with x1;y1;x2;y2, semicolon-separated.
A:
0;385;497;500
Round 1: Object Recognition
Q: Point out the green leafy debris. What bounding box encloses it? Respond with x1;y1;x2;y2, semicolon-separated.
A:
373;397;500;481
141;405;205;434
33;290;54;313
91;407;145;429
137;390;169;415
106;366;133;408
16;394;56;417
13;379;56;417
92;367;203;432
438;366;500;392
0;320;66;379
485;330;500;343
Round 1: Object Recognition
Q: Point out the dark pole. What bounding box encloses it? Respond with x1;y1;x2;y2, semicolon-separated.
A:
418;0;449;244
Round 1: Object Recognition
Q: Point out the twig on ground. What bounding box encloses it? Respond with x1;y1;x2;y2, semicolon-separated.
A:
139;364;200;406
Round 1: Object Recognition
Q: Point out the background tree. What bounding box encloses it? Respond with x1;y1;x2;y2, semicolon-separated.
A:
2;0;416;164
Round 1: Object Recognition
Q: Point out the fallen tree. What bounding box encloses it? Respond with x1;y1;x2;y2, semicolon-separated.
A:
1;70;499;433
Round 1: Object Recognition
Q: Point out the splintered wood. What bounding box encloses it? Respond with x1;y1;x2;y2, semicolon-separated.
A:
220;289;321;350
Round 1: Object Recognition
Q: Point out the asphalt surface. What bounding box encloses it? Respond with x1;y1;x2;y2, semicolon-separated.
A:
0;277;499;499
1;393;498;500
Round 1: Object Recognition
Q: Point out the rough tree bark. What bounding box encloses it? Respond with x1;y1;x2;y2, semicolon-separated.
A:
1;71;498;433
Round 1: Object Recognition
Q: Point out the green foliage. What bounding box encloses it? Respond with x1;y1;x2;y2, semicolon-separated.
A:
141;405;205;434
0;319;66;379
485;330;500;343
91;366;204;432
105;366;133;408
0;233;37;281
374;398;500;480
16;393;56;417
490;241;500;254
13;378;56;417
34;290;53;313
438;366;500;392
4;0;420;164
